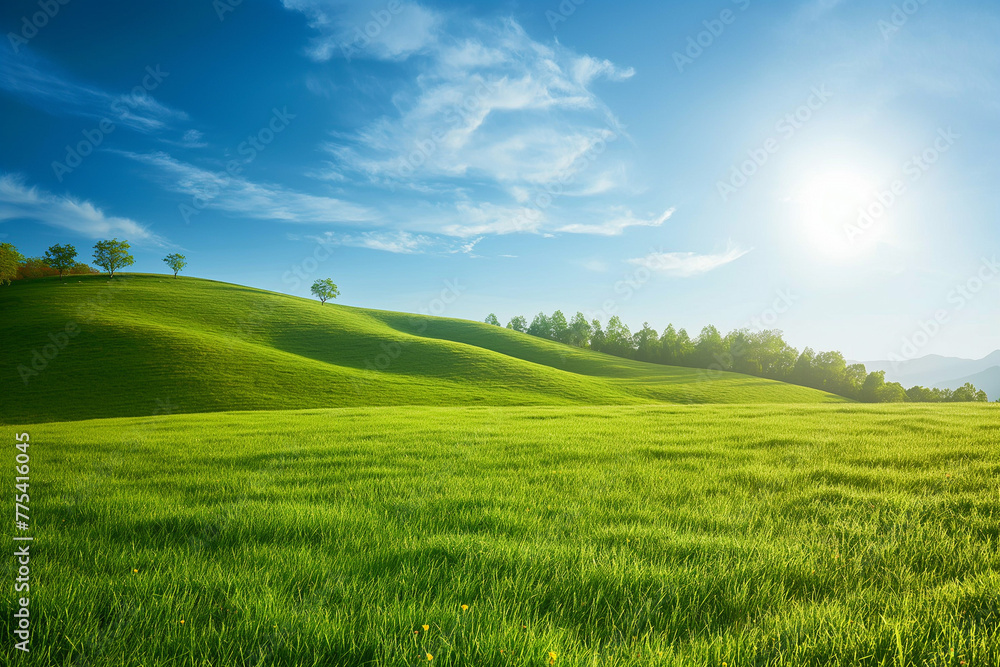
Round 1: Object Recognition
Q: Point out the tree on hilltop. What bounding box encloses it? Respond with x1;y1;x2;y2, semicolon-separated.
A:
506;315;527;333
163;253;187;277
93;239;134;278
311;278;340;304
44;244;78;281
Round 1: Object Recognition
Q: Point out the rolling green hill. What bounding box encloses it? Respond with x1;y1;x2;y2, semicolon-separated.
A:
0;274;846;422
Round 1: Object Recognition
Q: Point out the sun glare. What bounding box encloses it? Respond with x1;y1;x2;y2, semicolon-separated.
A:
793;169;888;260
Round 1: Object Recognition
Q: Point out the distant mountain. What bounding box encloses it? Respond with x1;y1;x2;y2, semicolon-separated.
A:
934;367;1000;402
860;351;1000;389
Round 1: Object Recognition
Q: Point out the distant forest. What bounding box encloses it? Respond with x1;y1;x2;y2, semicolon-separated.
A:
486;311;993;404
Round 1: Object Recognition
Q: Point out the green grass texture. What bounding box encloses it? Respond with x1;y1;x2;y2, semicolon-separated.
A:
5;403;999;666
0;274;845;423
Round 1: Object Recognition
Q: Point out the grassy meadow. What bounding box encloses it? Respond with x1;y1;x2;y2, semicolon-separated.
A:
5;403;1000;666
0;275;842;424
3;275;999;665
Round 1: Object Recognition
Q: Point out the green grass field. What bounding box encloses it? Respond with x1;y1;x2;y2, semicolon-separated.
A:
4;404;999;666
0;275;842;424
2;275;998;666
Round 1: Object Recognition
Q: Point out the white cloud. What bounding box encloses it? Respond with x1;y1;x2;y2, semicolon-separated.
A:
572;55;636;86
0;45;187;133
0;174;167;245
180;129;207;148
441;202;544;237
312;230;433;254
628;245;751;277
557;207;674;236
457;237;483;255
117;151;376;224
277;5;660;242
288;7;635;200
307;229;481;255
305;162;347;182
282;0;441;61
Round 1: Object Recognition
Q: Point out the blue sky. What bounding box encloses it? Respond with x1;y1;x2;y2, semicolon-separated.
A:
1;0;998;361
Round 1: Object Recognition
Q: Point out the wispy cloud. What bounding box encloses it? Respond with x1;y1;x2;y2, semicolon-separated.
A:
0;174;167;246
117;151;376;224
0;44;187;133
306;229;481;255
457;237;483;255
178;129;208;148
628;245;751;278
286;3;637;211
282;0;442;62
441;202;544;237
311;230;434;254
557;207;674;236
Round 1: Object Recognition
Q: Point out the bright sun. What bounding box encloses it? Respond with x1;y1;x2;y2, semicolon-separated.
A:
793;169;886;260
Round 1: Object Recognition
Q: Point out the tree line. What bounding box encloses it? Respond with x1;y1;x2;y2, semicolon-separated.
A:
0;242;98;281
1;238;990;404
2;239;344;306
1;240;187;284
484;311;993;403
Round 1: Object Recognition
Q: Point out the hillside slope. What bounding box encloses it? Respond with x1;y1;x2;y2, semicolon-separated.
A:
0;275;846;422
